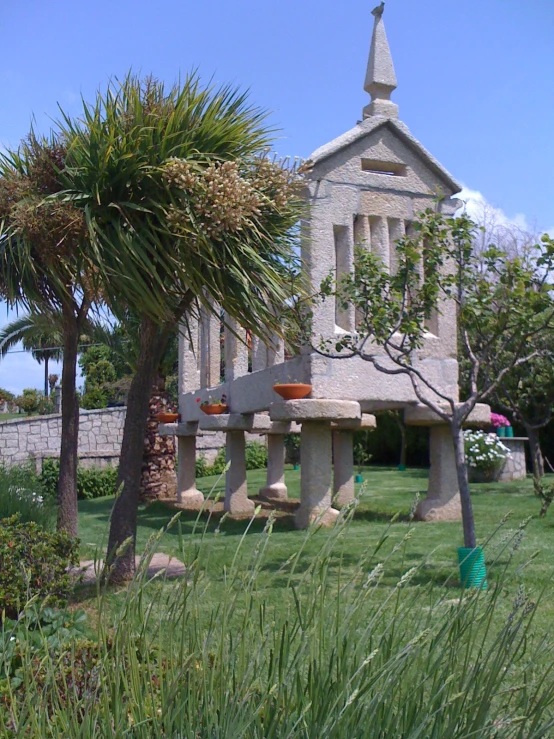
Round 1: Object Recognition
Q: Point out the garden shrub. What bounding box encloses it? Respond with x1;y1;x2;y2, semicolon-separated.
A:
195;442;268;477
41;459;118;500
464;430;511;480
284;433;300;465
0;515;79;620
0;464;55;529
14;388;54;416
195;454;209;478
245;441;268;470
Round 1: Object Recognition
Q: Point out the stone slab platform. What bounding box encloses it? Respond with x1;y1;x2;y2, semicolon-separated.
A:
74;553;187;586
404;403;490;427
270;399;361;422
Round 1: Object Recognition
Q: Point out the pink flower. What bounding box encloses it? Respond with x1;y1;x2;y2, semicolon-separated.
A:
490;412;510;428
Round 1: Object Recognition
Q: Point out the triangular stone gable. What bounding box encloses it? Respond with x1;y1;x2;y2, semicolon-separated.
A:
307;118;460;198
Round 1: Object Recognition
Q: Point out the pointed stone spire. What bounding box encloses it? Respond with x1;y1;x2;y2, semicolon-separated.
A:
363;3;399;120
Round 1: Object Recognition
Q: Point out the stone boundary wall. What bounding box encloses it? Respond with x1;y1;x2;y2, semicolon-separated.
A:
0;408;226;470
0;408;126;469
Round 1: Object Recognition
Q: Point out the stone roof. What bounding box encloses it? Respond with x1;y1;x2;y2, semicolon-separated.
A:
307;116;462;194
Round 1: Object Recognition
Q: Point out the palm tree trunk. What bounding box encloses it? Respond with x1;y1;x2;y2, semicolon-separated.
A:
44;355;49;397
451;421;477;549
107;316;171;582
57;307;80;537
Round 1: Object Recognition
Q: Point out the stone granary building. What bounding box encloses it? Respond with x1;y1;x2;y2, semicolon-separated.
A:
161;4;488;525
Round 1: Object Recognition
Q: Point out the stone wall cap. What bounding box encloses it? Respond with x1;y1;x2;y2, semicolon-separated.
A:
270;399;361;422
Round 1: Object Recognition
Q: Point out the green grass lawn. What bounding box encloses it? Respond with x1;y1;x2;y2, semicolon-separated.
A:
0;414;22;421
76;466;554;628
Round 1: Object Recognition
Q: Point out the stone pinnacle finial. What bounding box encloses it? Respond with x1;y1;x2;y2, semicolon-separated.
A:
363;2;399;120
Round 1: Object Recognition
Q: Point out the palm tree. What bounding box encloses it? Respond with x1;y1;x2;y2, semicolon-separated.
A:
0;134;97;537
0;312;63;397
54;75;304;580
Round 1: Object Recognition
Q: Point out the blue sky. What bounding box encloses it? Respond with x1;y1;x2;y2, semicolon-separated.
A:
1;0;553;394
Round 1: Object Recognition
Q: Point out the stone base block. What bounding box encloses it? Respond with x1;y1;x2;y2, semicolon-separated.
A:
259;483;288;501
415;495;462;522
177;490;205;510
295;505;340;529
225;495;256;516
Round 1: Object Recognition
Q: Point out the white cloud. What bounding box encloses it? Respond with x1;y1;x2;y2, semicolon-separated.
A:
457;186;554;238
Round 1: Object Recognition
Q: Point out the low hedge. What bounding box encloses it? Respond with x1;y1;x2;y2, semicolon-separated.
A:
40;459;118;500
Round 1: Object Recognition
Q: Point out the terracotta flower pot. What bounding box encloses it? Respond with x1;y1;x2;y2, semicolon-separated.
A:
156;412;180;424
201;404;228;415
273;383;312;401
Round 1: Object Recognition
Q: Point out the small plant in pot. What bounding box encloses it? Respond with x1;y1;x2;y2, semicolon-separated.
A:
465;429;511;484
273;378;312;401
197;393;228;415
156;411;180;423
490;412;512;437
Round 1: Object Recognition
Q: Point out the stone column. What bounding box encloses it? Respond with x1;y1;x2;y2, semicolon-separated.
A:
177;435;205;509
370;216;390;270
388;218;405;276
332;430;354;507
415;425;462;521
224;317;249;382
296;421;338;528
200;306;220;388
354;214;370;251
225;430;255;515
259;434;287;501
179;319;200;416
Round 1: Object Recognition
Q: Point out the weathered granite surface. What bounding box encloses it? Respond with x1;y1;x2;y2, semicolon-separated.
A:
0;408;225;469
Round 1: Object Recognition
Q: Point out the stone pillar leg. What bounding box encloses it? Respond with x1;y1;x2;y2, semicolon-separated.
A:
225;430;255;515
333;431;355;507
296;421;339;528
415;425;462;521
259;434;287;500
177;436;205;510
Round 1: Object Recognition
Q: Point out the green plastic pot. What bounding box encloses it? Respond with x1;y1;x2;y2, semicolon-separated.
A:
293;464;300;471
355;474;363;483
505;426;514;438
397;464;406;471
458;546;487;590
497;427;506;437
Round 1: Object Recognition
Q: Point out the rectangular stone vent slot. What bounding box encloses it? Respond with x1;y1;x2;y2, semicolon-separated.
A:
361;158;407;177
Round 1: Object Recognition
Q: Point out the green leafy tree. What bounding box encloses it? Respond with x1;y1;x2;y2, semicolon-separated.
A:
79;345;117;409
317;207;554;550
53;75;303;580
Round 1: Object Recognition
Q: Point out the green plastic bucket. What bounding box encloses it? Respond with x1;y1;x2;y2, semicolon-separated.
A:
398;464;406;471
458;546;487;590
355;474;363;483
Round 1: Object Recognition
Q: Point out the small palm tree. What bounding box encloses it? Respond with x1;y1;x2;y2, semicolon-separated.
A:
0;312;63;397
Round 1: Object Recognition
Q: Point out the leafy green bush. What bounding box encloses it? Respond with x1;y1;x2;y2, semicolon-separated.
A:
0;464;55;529
245;440;267;470
0;515;79;620
40;459;118;500
284;433;301;465
80;386;108;410
195;453;209;478
195;442;268;478
14;388;54;416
